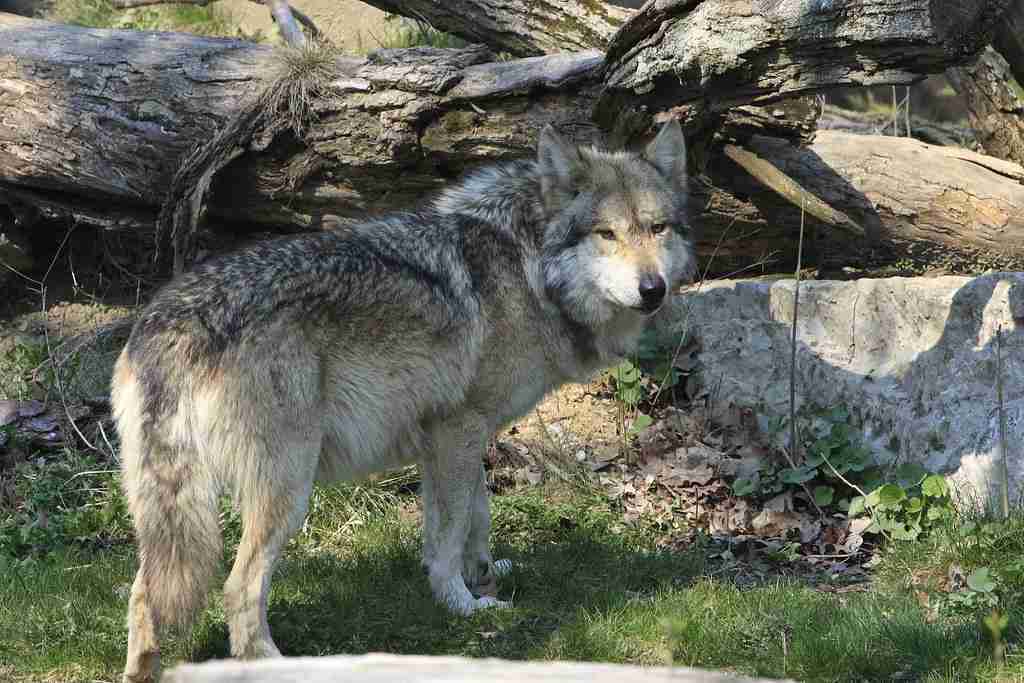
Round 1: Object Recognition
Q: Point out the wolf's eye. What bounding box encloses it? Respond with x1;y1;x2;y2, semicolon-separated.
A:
596;230;616;241
651;223;669;235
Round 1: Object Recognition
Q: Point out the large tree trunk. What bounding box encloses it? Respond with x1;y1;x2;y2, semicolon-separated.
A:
356;0;633;57
700;132;1024;276
2;11;1021;277
0;14;813;229
992;0;1024;86
598;0;1009;133
354;0;1009;137
947;47;1024;167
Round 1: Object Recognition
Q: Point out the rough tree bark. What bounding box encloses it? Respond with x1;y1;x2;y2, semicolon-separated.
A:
353;0;1010;137
0;15;814;229
0;4;1017;276
947;47;1024;167
356;0;633;57
992;0;1024;86
699;132;1024;276
598;0;1009;133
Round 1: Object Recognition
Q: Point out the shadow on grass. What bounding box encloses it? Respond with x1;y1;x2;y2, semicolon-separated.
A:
2;488;1020;682
190;489;707;663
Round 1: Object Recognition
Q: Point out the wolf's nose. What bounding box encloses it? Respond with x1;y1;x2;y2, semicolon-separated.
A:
638;273;667;311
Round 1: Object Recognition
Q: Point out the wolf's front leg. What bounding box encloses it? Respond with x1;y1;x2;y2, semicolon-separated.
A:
421;413;509;615
462;462;513;595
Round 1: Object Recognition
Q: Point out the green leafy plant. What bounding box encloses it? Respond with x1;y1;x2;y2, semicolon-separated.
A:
609;330;689;449
846;472;954;542
935;567;1000;616
732;406;955;543
0;449;131;558
610;360;652;461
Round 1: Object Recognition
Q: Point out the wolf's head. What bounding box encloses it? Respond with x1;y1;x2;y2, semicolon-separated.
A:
538;121;696;328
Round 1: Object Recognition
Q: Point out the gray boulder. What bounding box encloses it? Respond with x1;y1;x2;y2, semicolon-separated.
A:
654;273;1024;508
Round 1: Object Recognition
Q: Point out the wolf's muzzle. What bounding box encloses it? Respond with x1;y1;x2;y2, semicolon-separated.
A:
638;273;667;313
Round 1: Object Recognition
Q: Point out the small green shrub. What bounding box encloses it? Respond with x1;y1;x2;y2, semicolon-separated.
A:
733;407;956;542
0;448;130;559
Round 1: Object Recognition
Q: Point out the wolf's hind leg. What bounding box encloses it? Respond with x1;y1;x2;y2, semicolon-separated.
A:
122;571;160;683
422;413;509;615
462;463;513;595
223;438;318;660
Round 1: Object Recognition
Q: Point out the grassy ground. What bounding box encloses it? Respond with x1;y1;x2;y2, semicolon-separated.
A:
41;0;461;51
2;466;1023;683
47;0;251;39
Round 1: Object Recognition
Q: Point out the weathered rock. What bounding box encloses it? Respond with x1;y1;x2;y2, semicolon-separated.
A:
163;653;791;682
653;274;1024;507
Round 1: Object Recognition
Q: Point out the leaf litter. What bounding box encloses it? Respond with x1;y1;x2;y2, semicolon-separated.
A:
489;377;881;589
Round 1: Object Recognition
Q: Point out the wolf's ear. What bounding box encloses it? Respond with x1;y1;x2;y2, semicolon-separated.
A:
643;120;687;185
538;125;585;207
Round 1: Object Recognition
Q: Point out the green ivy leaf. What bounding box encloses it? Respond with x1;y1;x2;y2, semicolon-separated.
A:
847;496;866;518
875;483;907;508
894;463;928;488
628;413;654;435
813;485;835;506
781;466;817;485
618;385;642;406
921;474;949;498
733;477;757;496
617;360;641;383
967;567;997;593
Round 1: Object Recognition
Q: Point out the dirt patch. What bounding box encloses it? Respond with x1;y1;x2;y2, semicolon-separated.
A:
0;302;135;402
218;0;390;51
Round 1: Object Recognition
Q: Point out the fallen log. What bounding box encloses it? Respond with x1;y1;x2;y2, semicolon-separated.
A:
698;132;1024;276
355;0;633;57
2;14;1023;278
599;0;1009;133
0;14;811;230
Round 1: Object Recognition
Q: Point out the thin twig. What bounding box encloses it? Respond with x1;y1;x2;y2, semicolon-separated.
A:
107;0;321;40
904;86;911;139
789;201;805;463
18;225;105;455
892;85;899;137
266;0;307;47
61;469;120;489
723;145;864;238
98;420;120;465
778;200;826;519
816;445;895;543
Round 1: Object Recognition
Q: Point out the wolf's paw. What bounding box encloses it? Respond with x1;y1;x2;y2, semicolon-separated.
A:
123;673;156;683
473;596;512;611
122;651;160;683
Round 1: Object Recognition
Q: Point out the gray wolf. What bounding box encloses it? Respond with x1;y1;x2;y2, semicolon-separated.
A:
112;120;695;682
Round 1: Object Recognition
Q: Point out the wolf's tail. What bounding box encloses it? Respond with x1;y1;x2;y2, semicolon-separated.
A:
113;352;222;630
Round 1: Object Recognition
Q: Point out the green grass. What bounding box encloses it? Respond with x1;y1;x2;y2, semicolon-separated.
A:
47;0;258;40
3;472;1024;682
354;15;466;52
